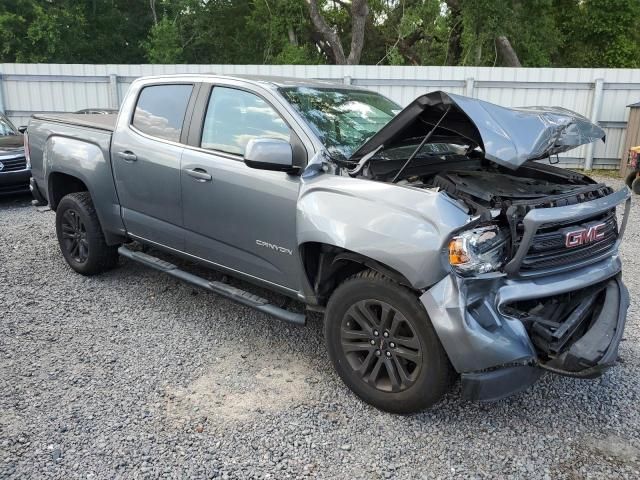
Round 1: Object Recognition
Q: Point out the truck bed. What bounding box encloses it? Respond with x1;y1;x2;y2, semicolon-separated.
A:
31;113;117;132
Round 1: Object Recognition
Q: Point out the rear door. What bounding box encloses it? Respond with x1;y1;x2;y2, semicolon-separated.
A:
111;83;196;249
180;83;305;292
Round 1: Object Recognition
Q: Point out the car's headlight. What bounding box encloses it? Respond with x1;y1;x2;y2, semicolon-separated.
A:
448;225;508;275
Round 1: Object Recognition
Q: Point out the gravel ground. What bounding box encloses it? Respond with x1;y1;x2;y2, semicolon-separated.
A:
1;175;639;479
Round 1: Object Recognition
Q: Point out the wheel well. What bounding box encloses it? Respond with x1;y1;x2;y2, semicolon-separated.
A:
48;173;89;210
300;242;414;306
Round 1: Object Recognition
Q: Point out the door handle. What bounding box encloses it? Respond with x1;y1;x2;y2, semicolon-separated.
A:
185;168;212;182
117;151;137;162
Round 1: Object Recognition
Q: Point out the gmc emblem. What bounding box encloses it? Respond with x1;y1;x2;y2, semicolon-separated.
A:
564;223;607;248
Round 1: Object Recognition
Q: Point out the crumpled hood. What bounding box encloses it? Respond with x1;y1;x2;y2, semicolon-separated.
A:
349;91;605;170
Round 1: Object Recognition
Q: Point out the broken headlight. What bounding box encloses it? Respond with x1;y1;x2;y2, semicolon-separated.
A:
448;225;508;275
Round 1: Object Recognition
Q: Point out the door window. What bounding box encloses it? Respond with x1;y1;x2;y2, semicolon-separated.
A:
201;87;290;156
132;84;193;142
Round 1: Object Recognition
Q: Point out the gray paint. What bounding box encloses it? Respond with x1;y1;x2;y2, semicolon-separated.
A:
352;91;606;170
422;255;624;373
421;274;537;373
244;138;293;170
27;73;630;394
297;174;471;289
27;119;125;241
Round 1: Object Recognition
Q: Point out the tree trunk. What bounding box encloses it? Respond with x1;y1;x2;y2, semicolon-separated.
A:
288;26;298;46
496;36;522;67
307;0;346;64
306;0;369;65
150;0;158;25
475;42;482;65
444;0;462;65
346;0;369;65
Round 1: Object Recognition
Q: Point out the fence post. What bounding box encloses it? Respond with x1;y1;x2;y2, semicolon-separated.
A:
343;75;352;85
0;73;5;114
584;78;604;170
108;74;120;109
465;77;475;98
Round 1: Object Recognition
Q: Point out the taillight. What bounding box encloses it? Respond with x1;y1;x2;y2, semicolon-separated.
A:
23;129;31;169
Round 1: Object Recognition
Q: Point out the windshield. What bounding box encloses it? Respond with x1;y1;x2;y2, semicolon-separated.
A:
0;115;18;136
279;87;401;159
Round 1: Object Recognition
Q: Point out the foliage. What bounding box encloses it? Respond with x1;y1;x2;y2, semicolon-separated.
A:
553;0;640;68
0;0;638;67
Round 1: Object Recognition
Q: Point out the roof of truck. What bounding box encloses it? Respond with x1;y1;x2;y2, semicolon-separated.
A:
132;73;361;90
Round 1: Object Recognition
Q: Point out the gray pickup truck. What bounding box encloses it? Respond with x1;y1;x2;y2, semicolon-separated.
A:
27;74;630;413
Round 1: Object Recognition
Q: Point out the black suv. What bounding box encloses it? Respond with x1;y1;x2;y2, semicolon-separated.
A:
0;113;30;196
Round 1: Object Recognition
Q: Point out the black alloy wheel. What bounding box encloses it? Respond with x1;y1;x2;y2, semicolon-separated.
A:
60;208;89;264
341;299;422;393
324;270;454;414
55;191;119;275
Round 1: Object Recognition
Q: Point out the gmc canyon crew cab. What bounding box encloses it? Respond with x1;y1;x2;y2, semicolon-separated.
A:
27;75;630;413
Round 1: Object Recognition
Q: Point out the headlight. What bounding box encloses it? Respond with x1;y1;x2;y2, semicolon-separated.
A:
448;225;508;275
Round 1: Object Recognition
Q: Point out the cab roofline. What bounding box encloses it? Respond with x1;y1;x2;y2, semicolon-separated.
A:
129;73;368;90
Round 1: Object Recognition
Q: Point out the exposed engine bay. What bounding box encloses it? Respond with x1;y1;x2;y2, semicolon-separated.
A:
359;152;612;216
343;150;617;278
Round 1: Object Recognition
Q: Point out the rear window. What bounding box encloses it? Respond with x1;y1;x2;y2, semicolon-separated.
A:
132;84;193;142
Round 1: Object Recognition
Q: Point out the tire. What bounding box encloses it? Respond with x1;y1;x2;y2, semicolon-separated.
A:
55;192;119;275
632;177;640;195
324;270;454;414
625;171;637;189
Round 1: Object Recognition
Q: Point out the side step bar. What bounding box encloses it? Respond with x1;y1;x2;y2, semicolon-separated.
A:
118;246;306;326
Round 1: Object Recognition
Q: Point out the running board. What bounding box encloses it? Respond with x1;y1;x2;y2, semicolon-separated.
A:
118;246;306;326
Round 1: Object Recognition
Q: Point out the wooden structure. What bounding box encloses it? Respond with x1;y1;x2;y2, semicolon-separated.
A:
620;101;640;176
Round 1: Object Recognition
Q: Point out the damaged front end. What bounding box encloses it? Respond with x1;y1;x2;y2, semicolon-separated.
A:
349;91;633;401
420;184;631;402
503;277;628;378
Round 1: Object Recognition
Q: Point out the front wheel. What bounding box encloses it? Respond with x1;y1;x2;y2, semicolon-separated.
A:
324;270;454;414
55;192;119;275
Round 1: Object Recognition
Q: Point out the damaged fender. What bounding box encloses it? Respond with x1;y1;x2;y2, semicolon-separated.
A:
296;174;471;289
420;274;536;374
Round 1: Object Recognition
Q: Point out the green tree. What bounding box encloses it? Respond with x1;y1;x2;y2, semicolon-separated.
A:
143;16;184;64
554;0;640;68
1;0;640;67
0;0;154;63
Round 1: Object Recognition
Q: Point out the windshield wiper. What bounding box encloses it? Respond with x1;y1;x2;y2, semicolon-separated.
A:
391;106;451;183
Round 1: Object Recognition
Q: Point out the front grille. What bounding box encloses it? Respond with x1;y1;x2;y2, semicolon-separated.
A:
0;156;27;171
520;212;618;272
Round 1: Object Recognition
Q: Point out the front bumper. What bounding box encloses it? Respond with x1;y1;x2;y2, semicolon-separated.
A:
0;169;31;195
420;257;629;402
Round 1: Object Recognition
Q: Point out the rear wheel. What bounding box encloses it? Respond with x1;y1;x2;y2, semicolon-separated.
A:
324;270;453;413
632;177;640;195
55;192;118;275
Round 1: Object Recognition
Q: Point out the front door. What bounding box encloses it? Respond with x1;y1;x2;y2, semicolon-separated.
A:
180;85;301;291
111;83;194;249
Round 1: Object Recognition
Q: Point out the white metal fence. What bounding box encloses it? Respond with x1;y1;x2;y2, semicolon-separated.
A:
2;63;639;169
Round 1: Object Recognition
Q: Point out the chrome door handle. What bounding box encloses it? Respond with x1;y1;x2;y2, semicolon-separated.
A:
117;151;137;162
185;168;212;182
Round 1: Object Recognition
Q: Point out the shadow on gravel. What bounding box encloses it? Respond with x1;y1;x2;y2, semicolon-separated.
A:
0;192;33;209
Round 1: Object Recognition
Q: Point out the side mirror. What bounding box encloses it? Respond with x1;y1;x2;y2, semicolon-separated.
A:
244;138;297;173
18;126;27;134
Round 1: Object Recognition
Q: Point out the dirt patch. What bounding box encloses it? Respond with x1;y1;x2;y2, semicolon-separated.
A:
583;434;640;464
550;434;640;479
164;352;314;425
